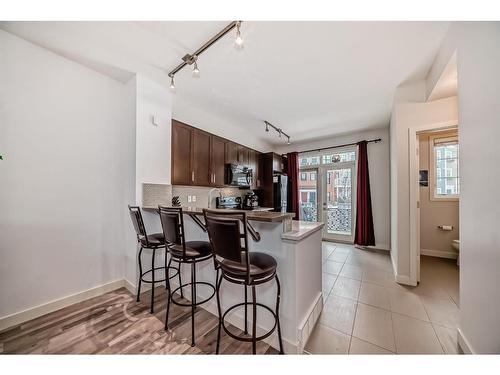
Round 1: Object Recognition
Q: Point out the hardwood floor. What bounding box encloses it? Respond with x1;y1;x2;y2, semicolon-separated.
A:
0;287;279;354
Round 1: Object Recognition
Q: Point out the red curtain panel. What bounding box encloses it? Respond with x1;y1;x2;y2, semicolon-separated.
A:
354;141;376;246
287;152;299;220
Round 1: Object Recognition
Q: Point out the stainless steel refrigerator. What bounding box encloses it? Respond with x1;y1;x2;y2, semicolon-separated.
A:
273;173;288;213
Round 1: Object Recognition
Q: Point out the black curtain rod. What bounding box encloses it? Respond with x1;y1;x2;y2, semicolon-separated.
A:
286;138;382;155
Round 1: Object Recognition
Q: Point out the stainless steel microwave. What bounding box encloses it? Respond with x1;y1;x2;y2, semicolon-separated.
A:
226;164;253;187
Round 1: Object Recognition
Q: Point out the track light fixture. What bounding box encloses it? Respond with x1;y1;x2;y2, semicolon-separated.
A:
192;60;200;78
169;75;176;92
234;21;244;49
264;121;291;144
167;21;243;90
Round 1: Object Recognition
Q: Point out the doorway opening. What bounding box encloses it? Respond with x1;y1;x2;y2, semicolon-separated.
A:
410;125;460;304
298;148;357;243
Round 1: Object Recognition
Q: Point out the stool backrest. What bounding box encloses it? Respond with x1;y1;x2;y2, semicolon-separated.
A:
203;209;250;279
128;205;149;247
158;206;186;258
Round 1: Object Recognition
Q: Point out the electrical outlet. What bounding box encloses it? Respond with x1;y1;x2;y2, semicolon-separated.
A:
192;195;196;202
187;195;192;203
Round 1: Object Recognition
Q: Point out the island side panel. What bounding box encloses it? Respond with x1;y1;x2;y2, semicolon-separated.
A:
287;229;323;352
176;216;299;353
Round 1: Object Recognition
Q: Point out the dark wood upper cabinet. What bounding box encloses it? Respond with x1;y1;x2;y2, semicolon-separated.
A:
210;136;226;186
225;142;238;165
192;129;211;186
171;120;192;185
248;149;260;189
172;119;262;188
237;145;250;165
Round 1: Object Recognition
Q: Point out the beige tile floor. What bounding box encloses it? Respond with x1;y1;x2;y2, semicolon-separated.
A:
305;242;461;354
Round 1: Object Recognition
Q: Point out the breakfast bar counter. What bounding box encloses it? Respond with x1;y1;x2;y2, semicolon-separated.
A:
144;205;324;353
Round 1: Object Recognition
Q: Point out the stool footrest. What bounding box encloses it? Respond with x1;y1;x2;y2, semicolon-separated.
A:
140;266;180;283
170;282;216;307
221;302;278;343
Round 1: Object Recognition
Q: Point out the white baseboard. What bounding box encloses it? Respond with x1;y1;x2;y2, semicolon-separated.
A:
421;248;458;260
297;293;323;354
323;239;390;252
457;327;475;354
390;255;416;286
0;279;125;332
395;273;415;285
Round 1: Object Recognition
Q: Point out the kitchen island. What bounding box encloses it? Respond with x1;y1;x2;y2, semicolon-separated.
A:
144;206;324;353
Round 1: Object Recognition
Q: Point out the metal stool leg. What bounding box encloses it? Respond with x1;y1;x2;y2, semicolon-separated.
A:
190;262;196;346
136;246;143;302
275;275;284;354
244;285;248;334
251;284;257;354
215;270;223;354
150;248;156;313
165;250;170;289
165;257;173;330
178;262;184;298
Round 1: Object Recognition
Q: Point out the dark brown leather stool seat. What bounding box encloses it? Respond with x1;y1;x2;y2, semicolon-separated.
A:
169;241;212;259
221;252;277;281
139;233;165;247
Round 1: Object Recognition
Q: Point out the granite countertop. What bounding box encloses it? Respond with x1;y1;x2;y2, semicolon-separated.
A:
181;206;294;223
143;206;295;223
281;220;324;242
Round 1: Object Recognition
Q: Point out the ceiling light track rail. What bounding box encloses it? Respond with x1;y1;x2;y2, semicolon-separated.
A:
168;21;241;78
264;120;291;144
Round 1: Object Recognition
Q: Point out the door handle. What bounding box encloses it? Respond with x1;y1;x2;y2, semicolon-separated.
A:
192;172;194;182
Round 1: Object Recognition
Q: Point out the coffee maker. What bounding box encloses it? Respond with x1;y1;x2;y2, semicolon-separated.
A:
243;191;259;210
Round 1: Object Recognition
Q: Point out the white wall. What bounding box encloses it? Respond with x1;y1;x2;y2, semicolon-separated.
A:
390;95;458;282
276;127;391;250
452;22;500;354
124;75;173;287
0;30;136;318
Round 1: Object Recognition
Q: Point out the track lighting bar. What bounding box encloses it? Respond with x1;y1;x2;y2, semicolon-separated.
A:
264;121;291;144
168;21;242;79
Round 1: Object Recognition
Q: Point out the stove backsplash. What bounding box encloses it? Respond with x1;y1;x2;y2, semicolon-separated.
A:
172;185;249;208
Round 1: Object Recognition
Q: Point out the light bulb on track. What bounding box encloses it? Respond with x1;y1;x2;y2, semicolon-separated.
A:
234;21;244;49
192;61;200;78
169;76;176;92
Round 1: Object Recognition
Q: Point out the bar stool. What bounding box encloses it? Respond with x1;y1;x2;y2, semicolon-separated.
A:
128;205;180;314
203;209;284;355
158;206;216;347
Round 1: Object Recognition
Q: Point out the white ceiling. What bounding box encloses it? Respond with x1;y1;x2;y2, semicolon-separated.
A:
1;21;450;145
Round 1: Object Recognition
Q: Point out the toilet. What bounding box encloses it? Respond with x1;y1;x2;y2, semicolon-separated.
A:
452;239;460;265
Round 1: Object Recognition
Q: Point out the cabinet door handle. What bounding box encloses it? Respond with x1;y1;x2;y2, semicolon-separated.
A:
192;172;194;182
213;173;216;183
